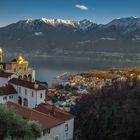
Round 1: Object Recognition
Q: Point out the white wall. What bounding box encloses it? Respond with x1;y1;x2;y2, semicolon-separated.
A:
32;70;35;82
0;77;8;87
0;74;18;87
10;83;46;108
36;90;46;105
38;118;74;140
38;123;66;140
65;119;74;140
0;94;18;104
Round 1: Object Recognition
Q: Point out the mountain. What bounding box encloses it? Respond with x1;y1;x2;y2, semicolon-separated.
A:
0;17;140;57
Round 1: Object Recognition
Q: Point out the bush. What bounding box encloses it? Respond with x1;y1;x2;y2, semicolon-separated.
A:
0;105;41;140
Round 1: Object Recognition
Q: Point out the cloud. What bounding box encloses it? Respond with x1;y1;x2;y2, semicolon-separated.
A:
75;4;89;10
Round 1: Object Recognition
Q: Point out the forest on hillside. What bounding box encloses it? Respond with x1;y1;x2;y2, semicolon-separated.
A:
72;76;140;140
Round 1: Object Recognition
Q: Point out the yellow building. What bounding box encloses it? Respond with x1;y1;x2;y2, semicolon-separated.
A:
0;48;35;82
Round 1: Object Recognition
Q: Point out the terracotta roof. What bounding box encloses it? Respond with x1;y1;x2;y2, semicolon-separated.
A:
35;103;75;121
0;70;13;78
7;102;64;130
9;78;46;90
0;85;17;95
45;95;52;101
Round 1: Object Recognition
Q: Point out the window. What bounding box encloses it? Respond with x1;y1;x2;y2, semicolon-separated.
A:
24;67;26;71
3;96;7;100
65;124;68;132
23;98;28;107
9;96;13;99
31;91;33;96
55;136;59;140
65;133;68;140
47;128;50;134
43;129;50;136
19;87;21;93
40;93;43;98
19;67;21;70
14;68;16;72
43;130;46;136
25;89;27;95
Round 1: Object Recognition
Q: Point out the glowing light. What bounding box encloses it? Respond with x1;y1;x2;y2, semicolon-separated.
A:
18;55;24;64
0;48;2;53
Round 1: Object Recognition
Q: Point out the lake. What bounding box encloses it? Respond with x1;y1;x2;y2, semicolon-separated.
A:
28;56;140;86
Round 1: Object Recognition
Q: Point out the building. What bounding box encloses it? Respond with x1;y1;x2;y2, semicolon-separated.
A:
0;48;35;82
7;101;74;140
35;103;74;140
0;71;18;87
0;76;47;108
0;85;18;104
9;78;47;108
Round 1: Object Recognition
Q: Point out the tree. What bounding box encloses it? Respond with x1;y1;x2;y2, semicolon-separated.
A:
72;81;140;140
0;105;41;140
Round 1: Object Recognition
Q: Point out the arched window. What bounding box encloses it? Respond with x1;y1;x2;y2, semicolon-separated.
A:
18;96;22;105
23;98;28;107
28;74;32;81
18;75;22;80
24;75;28;80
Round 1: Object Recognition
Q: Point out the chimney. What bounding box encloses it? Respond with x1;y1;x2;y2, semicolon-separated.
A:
34;83;39;89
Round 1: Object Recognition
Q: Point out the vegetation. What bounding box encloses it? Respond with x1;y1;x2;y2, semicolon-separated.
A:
0;105;41;140
72;79;140;140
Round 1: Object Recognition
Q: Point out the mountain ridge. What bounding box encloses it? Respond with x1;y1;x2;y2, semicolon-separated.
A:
1;16;140;56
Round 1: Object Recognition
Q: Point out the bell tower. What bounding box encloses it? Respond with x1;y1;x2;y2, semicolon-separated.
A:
0;48;3;63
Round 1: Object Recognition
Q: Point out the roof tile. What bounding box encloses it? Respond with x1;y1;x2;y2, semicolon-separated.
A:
0;85;17;95
35;103;75;121
7;102;64;130
9;78;46;90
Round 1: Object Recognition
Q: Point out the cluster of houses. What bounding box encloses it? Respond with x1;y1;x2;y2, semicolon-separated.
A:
64;69;137;91
45;67;140;112
0;48;74;140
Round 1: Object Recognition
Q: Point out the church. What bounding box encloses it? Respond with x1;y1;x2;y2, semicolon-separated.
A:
0;48;35;82
0;48;45;108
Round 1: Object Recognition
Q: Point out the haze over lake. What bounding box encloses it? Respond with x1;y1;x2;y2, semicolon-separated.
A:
28;57;140;86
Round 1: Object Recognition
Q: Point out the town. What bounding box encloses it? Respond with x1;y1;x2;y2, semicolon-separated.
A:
46;67;140;112
1;47;140;140
0;48;74;140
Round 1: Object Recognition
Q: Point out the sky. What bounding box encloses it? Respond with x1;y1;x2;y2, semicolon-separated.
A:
0;0;140;27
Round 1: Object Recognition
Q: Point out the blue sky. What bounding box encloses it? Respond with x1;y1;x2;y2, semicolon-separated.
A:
0;0;140;27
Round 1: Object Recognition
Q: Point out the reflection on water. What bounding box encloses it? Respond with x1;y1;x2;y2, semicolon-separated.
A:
28;57;140;86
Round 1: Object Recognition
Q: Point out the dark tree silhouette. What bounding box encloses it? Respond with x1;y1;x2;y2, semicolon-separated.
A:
72;81;140;140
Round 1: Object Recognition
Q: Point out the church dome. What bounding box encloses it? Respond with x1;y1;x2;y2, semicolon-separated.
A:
18;55;24;64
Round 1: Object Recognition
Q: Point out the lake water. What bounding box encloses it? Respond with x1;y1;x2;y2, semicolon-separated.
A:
28;57;140;86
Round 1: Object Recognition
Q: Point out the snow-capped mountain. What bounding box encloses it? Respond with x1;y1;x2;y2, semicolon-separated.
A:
12;18;97;31
1;17;140;55
40;18;78;27
22;17;140;32
79;19;97;31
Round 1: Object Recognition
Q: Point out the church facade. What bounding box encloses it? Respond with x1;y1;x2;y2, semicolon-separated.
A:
0;48;35;82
